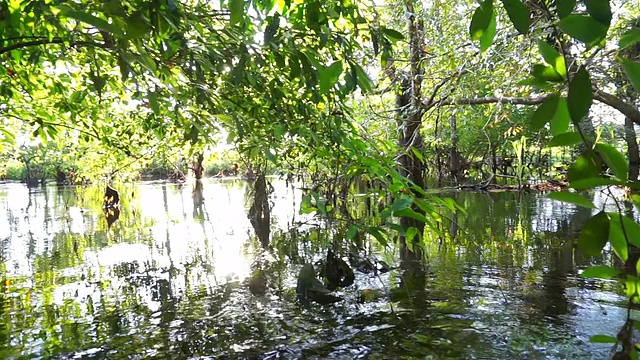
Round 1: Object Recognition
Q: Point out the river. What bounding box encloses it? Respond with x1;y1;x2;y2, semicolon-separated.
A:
0;179;632;359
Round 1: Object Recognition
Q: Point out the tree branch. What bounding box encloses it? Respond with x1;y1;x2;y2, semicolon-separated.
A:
430;94;552;107
0;38;110;56
593;89;640;126
428;90;640;127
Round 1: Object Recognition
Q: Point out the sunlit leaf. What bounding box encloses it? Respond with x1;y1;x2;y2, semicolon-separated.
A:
547;191;596;209
568;151;600;184
589;334;618;343
531;64;564;83
550;98;570;135
558;15;608;47
480;14;497;52
470;0;493;41
580;266;620;279
577;211;609;256
595;143;628;181
393;208;429;224
608;213;629;261
405;226;420;243
537;40;566;78
500;0;529;34
609;213;640;248
531;93;559;129
622;59;640;93
546;132;582;147
626;276;638;299
567;67;592;123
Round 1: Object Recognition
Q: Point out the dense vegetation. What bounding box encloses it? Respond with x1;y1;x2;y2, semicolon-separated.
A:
2;0;640;357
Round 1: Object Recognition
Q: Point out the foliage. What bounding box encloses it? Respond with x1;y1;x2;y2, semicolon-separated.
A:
469;0;640;356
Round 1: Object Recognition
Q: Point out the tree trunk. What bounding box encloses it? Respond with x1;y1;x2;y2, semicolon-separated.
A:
396;0;425;258
192;152;204;179
625;117;640;181
449;115;463;183
22;155;39;188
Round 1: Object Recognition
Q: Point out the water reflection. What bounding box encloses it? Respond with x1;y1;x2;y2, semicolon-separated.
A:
0;180;631;359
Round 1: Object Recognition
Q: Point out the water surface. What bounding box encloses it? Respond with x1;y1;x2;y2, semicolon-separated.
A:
0;180;630;359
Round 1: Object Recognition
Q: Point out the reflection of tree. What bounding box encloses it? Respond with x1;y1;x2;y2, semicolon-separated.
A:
248;174;272;248
192;180;205;221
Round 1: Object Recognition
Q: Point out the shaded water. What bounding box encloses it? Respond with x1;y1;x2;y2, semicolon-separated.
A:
0;180;631;359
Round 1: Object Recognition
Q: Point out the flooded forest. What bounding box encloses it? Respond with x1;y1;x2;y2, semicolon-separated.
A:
2;0;640;359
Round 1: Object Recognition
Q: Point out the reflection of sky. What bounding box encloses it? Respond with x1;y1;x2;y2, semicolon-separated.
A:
531;189;640;234
0;181;637;358
0;179;310;316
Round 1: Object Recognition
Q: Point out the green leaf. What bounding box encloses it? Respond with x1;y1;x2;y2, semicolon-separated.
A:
393;208;429;224
632;195;640;211
585;0;611;26
558;15;608;48
148;91;159;114
501;0;529;34
595;143;628;181
578;211;610;256
547;132;582;147
626;276;638;299
382;28;405;42
263;14;280;43
580;265;620;279
54;6;124;36
480;14;497;52
568;151;601;184
550;98;570;135
570;177;625;190
588;334;618;343
319;61;342;94
390;198;412;212
470;0;494;41
126;11;152;39
547;191;596;209
555;0;575;18
346;224;358;240
229;0;244;25
537;40;566;78
609;213;640;248
367;227;388;247
353;64;374;94
620;29;640;49
531;94;559;129
567;66;592;123
608;213;629;261
531;64;564;82
622;59;640;93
